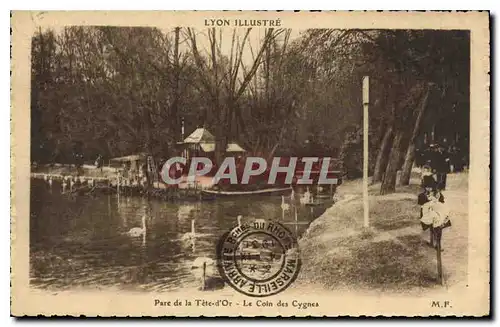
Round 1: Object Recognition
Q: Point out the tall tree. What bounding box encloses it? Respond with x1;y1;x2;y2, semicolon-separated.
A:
185;27;283;163
399;83;432;185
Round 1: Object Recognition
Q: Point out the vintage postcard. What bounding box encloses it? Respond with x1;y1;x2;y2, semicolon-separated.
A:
10;11;490;317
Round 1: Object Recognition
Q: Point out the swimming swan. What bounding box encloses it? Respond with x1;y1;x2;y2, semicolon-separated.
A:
181;220;196;241
299;187;312;205
281;196;290;211
126;214;146;237
191;258;224;291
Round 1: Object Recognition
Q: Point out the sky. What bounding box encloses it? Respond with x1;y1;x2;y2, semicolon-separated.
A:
42;23;304;66
172;27;303;65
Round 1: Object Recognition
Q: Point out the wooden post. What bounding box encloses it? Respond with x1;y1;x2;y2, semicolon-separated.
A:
362;76;370;228
435;228;444;285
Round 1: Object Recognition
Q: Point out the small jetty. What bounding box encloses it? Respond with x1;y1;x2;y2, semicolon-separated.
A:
30;170;218;202
31;172;110;183
201;187;292;197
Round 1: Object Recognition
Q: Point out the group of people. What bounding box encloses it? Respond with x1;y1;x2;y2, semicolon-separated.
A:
415;143;467;190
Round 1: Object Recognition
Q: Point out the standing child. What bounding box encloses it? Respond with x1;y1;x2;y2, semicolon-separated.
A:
418;178;451;248
421;164;434;187
418;176;440;247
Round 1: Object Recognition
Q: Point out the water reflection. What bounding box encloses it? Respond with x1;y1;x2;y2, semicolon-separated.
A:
30;179;329;291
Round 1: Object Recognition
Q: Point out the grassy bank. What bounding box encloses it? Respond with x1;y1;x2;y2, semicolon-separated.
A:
297;172;468;293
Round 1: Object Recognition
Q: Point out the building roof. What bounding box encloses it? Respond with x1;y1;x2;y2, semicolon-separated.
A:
180;128;246;152
200;143;246;153
110;152;148;162
183;128;215;143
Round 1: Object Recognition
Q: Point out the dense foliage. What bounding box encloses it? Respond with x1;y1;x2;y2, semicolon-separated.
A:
31;27;469;193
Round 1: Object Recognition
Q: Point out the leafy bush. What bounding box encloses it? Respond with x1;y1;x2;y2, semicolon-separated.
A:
339;125;378;180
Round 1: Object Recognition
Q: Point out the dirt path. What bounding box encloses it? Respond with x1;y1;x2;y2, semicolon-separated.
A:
296;171;469;292
372;172;468;287
437;173;469;287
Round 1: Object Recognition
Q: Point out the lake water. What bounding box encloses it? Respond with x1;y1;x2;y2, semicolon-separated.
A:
30;179;330;292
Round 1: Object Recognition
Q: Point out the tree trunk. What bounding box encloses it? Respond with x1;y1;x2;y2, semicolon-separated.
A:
399;86;431;185
372;125;393;184
380;131;404;195
399;143;416;185
214;104;227;166
172;27;181;139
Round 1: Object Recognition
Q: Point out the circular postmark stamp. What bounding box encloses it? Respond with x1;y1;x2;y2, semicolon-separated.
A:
217;219;301;297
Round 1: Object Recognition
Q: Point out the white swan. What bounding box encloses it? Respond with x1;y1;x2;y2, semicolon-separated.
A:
299;187;312;205
191;257;225;291
180;220;212;241
126;214;146;237
181;220;196;241
292;208;300;235
192;256;214;268
281;196;290;211
127;227;144;237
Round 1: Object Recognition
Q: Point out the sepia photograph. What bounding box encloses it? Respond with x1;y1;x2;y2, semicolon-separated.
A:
11;11;490;317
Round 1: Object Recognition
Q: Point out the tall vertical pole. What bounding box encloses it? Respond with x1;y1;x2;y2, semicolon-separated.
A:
173;27;181;137
436;229;444;285
362;76;370;228
181;117;185;141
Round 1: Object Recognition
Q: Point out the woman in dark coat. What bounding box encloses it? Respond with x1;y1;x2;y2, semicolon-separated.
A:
431;145;450;190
